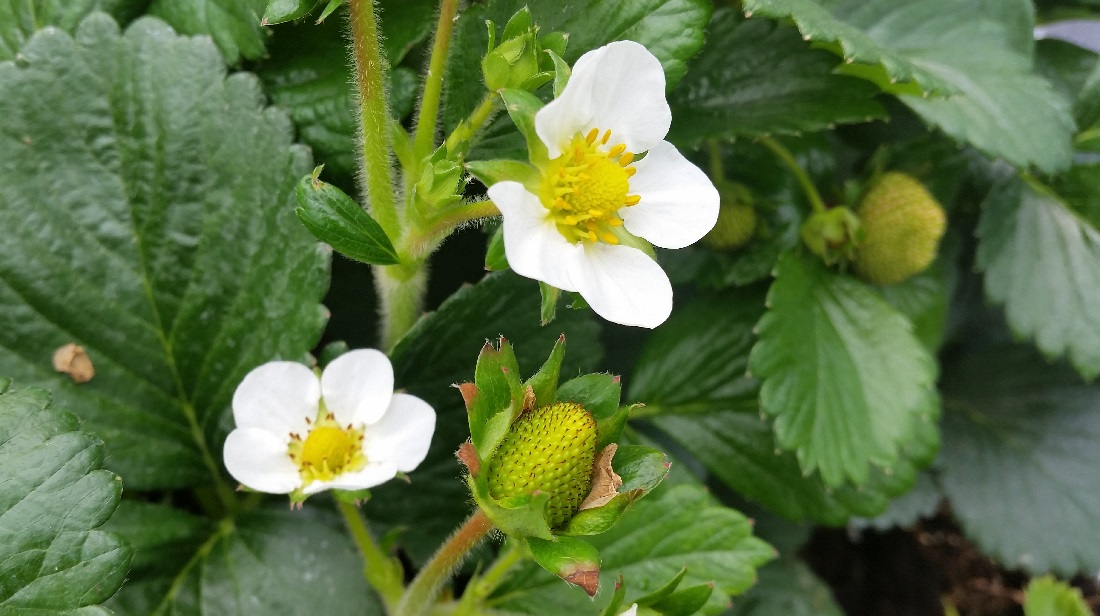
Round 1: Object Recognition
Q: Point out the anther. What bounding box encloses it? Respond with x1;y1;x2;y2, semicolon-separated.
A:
619;152;634;166
625;167;637;177
601;129;611;144
624;195;641;206
585;128;599;144
609;144;626;157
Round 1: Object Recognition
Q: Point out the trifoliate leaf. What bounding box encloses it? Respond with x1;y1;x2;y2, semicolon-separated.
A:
1023;576;1092;616
295;171;400;265
668;9;884;144
148;0;269;63
940;344;1100;576
104;506;379;615
0;15;330;489
0;0;141;61
742;0;1075;173
728;557;844;616
493;483;775;614
748;252;938;486
0;379;132;615
444;0;712;133
977;174;1100;380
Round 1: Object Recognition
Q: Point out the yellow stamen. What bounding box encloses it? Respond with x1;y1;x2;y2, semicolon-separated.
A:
287;416;367;486
537;128;640;245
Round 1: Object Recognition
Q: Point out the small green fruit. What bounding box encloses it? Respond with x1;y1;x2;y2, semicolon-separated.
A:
486;402;597;528
854;172;946;286
704;202;757;250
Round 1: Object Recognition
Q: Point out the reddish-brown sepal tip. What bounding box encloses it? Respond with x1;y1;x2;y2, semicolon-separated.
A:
565;566;599;597
457;441;481;475
457;382;478;409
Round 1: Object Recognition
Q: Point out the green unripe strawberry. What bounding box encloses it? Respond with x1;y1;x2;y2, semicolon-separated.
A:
854;172;946;286
486;402;597;528
704;202;757;250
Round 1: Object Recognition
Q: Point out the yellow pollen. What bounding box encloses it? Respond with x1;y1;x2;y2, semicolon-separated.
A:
287;418;367;486
540;129;639;245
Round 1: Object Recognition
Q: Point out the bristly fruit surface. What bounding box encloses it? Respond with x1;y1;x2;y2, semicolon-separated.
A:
854;172;946;286
486;402;598;528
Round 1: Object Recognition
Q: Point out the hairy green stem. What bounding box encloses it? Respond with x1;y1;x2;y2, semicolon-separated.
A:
445;95;500;154
348;0;401;239
413;0;459;159
375;263;428;351
396;510;494;616
454;541;524;614
759;135;827;214
337;500;405;612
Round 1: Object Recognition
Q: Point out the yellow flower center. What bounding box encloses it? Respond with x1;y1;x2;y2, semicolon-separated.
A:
287;414;367;486
540;128;640;244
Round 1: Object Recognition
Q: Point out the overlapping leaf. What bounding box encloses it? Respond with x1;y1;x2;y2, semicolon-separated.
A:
0;15;330;489
977;174;1100;379
940;344;1100;575
0;378;132;615
148;0;268;62
748;252;938;486
0;0;143;60
742;0;1075;172
667;9;884;144
104;504;378;615
492;483;774;614
443;0;712;133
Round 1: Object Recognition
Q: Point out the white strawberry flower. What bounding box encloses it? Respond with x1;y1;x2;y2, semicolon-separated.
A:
223;349;435;498
487;40;719;328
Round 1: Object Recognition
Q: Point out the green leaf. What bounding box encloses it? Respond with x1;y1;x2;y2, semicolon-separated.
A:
444;0;712;133
376;0;437;64
492;483;775;614
295;171;400;265
977;175;1100;380
1023;576;1092;616
0;15;330;489
262;0;321;24
728;557;844;616
877;264;949;352
0;379;132;614
748;252;937;486
939;343;1100;576
742;0;1075;173
149;0;269;63
105;507;379;614
0;0;141;61
371;272;602;564
667;10;884;144
635;289;937;522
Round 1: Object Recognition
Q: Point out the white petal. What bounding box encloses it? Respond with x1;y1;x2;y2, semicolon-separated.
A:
489;181;580;292
364;393;436;473
321;349;394;426
570;243;672;328
232;361;319;437
536;40;670;158
301;461;399;495
223;428;300;494
622;140;721;249
619;605;639;616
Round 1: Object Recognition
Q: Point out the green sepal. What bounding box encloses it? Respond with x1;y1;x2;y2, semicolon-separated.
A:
469;337;525;461
541;33;569;62
317;340;349;368
331;488;371;504
485;224;509;271
556;374;625;450
525;334;566;408
468;474;554;540
539;282;561;325
499;88;548;165
600;576;628;616
413;150;466;210
295;167;401;265
635;567;688;604
546;48;571;97
800;206;863;266
316;0;343;22
558;445;669;536
527;535;602;597
648;583;714;615
466;159;540;188
390;119;416;173
263;0;322;25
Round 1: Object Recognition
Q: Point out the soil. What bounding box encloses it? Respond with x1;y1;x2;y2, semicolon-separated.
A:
802;511;1100;616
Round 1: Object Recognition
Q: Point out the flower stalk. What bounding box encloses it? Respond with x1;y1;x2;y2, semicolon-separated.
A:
413;0;459;160
338;500;405;612
396;510;495;616
758;135;827;214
